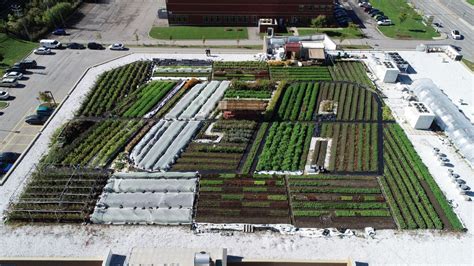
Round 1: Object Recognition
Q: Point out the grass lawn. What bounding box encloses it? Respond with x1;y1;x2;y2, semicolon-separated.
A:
297;27;364;39
339;44;373;50
467;0;474;5
370;0;439;39
462;58;474;71
0;101;9;110
149;26;248;40
0;33;37;74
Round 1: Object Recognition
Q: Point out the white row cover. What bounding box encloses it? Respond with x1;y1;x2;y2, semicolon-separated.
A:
131;120;201;171
91;172;198;225
104;178;197;193
153;121;201;170
179;81;220;119
97;192;195;208
164;82;207;119
90;208;192;225
411;78;474;166
195;80;230;120
113;172;197;179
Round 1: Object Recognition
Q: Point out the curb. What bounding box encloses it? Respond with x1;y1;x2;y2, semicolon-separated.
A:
0;52;132;186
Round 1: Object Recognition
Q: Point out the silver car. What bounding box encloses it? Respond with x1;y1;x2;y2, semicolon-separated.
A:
34;47;52;55
3;71;23;80
0;90;10;100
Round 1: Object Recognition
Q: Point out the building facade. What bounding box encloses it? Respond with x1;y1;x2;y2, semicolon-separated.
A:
166;0;333;26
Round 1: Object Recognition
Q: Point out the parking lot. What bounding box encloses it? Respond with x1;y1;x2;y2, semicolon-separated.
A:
0;49;127;153
56;0;164;44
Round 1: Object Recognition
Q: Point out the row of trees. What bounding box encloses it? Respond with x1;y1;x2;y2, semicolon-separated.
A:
0;0;80;40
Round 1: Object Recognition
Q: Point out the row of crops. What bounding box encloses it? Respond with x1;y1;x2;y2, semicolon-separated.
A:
381;124;463;230
256;122;314;172
172;120;257;172
269;66;332;81
213;61;270;80
329;61;374;89
271;81;378;121
78;61;153;117
195;174;395;228
288;175;395;228
223;80;275;99
274;82;319;121
319;123;379;173
43;120;143;167
196;174;291;224
153;66;212;78
9;168;110;223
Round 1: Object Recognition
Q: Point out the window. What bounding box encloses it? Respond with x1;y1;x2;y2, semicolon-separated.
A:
298;5;305;12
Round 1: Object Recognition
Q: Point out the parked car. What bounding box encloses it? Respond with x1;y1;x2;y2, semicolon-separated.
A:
52;28;67;35
0;78;18;87
87;42;104;50
15;59;37;69
371;11;383;17
39;39;62;49
451;30;462;40
67;42;85;49
36;104;55;116
0;90;10;100
0;152;20;163
375;15;388;21
364;6;372;12
25;114;50;125
109;43;126;50
34;47;52;55
3;71;23;80
378;19;393;26
0;152;20;174
368;9;380;15
5;66;24;74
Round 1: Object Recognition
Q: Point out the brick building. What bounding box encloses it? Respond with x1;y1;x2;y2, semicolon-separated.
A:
166;0;333;26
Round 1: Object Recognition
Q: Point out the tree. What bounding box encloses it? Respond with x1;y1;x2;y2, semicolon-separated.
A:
311;15;327;28
39;91;53;104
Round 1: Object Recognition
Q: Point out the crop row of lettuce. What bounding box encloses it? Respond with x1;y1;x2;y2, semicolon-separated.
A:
329;61;374;88
121;81;176;118
257;122;314;171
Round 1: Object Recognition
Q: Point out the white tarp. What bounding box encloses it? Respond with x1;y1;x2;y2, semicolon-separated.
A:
104;178;197;193
97;192;195;208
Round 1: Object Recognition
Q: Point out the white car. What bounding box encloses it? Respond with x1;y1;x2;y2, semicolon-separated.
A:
0;90;10;100
451;30;462;40
109;43;126;50
3;71;23;80
378;19;392;26
34;47;52;55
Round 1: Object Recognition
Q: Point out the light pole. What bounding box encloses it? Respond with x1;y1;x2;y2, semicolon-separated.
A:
44;91;57;105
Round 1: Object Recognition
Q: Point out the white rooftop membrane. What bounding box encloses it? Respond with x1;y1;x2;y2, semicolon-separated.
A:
113;172;197;179
90;208;193;225
411;78;474;167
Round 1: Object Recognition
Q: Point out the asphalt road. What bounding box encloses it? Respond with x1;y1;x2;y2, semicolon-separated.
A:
0;47;258;154
409;0;474;60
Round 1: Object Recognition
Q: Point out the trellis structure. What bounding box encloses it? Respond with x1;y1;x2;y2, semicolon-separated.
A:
8;166;111;223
